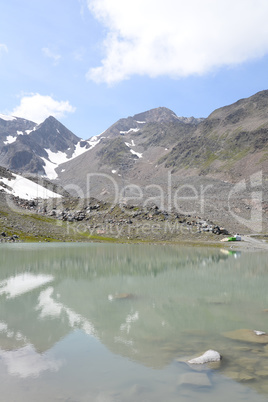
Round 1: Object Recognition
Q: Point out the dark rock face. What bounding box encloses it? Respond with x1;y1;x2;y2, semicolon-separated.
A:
0;115;81;175
29;116;80;153
97;137;135;168
0;116;36;141
10;150;34;169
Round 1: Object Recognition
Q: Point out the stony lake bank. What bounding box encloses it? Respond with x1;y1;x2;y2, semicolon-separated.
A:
0;192;267;251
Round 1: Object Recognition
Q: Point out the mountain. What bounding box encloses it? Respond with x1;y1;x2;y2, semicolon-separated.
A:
56;107;203;197
55;91;268;197
1;91;268;234
2;91;268;190
0;115;99;179
160;90;268;180
49;92;268;234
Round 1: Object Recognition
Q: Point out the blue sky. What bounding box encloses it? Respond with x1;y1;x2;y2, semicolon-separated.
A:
1;0;268;139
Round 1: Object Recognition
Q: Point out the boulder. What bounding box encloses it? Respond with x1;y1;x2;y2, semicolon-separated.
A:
188;350;222;364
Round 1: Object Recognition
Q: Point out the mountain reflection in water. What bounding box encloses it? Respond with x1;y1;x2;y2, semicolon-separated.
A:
0;243;267;402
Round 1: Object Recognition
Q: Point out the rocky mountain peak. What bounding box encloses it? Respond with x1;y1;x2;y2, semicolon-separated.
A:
133;107;204;126
133;107;178;124
30;116;80;153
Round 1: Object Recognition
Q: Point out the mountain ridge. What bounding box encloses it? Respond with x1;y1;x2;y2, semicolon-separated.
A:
1;89;268;192
1;90;268;234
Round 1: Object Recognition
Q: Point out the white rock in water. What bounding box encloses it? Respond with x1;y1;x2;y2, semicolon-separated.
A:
254;330;266;336
188;349;221;364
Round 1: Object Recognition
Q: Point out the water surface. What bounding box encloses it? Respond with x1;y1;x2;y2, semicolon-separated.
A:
0;243;268;401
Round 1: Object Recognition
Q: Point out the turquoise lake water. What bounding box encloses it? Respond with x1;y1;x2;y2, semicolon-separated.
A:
0;243;268;401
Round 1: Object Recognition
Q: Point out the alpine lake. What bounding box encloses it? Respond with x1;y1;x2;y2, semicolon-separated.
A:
1;242;268;402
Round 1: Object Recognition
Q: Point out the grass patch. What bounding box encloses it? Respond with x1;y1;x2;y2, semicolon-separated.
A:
258;152;268;163
0;211;8;217
201;151;218;169
18;212;57;224
221;146;250;170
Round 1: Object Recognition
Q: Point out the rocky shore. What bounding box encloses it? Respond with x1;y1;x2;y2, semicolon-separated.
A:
0;192;232;243
1;191;268;251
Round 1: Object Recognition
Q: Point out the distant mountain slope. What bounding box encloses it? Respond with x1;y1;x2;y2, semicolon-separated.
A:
56;107;202;196
160;90;268;180
58;88;268;197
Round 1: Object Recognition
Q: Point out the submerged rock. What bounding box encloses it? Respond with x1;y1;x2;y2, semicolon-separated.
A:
256;370;268;377
178;372;211;387
223;329;268;344
188;350;222;364
223;369;255;383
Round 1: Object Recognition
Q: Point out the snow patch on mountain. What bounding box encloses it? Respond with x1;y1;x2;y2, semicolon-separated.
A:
3;128;39;145
4;136;17;145
125;140;135;148
0;114;16;122
123;139;142;158
42;136;102;180
0;173;61;200
25;127;37;135
130;149;142;158
45;149;70;166
41;157;61;180
73;137;100;158
120;128;140;135
89;136;102;147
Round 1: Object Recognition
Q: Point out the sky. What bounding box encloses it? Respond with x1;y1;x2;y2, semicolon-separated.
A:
1;0;268;139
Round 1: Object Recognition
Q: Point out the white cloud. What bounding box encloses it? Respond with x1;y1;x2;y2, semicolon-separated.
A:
0;273;54;298
0;345;62;378
0;44;8;55
86;0;268;84
11;93;76;123
42;47;61;64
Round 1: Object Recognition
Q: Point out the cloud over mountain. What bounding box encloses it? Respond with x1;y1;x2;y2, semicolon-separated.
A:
11;94;76;124
86;0;268;84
